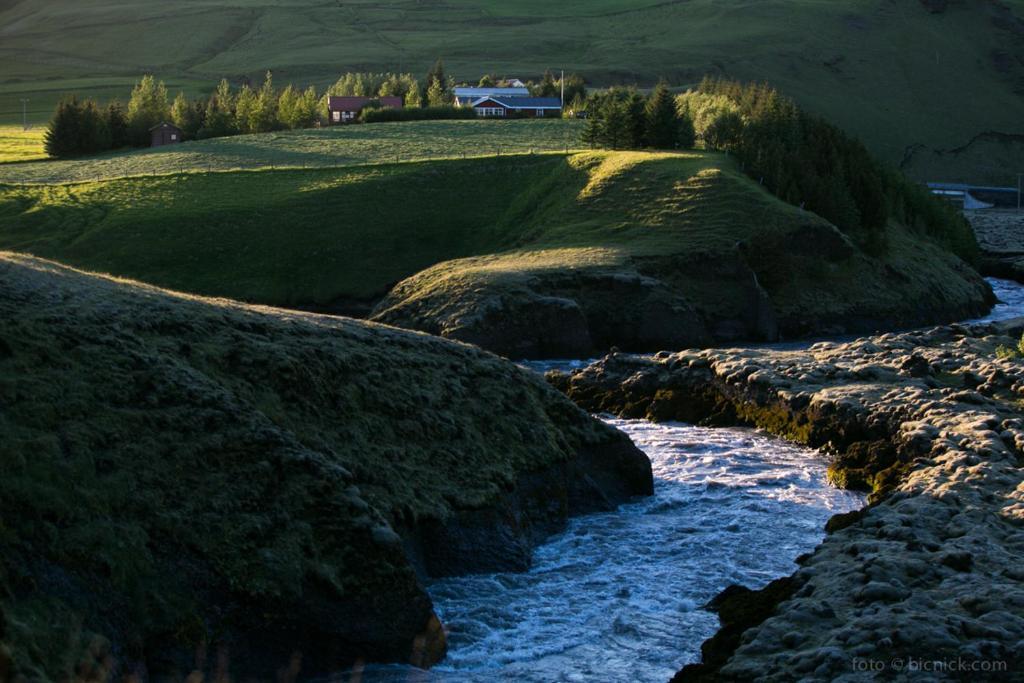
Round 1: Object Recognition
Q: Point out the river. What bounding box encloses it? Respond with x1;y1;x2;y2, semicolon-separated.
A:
356;277;1024;683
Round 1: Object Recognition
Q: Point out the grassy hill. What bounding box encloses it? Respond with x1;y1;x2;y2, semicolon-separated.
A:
0;119;582;184
1;0;1023;181
0;149;992;357
0;251;650;679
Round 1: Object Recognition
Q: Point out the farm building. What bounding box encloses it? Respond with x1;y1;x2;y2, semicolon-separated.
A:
466;96;563;118
327;96;403;124
453;86;530;105
150;122;183;147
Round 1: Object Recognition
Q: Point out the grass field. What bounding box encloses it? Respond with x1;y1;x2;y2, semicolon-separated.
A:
0;119;583;184
0;150;989;346
1;0;1023;181
0;126;46;163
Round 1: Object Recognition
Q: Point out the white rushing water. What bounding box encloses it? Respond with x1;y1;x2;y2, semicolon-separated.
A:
973;277;1024;323
361;420;864;683
354;276;1024;683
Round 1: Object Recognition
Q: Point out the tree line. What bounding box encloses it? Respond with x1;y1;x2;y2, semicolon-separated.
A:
581;81;695;150
680;77;976;261
44;60;590;158
44;73;320;158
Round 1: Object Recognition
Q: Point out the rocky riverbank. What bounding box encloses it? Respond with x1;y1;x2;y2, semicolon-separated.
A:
968;209;1024;283
550;321;1024;680
0;253;652;682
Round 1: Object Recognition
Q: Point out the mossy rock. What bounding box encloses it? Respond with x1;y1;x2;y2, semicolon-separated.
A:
0;252;651;680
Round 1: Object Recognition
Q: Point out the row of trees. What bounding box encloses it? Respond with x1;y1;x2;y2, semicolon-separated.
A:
581;81;696;150
329;62;588;110
45;63;591;158
681;77;975;260
45;73;320;157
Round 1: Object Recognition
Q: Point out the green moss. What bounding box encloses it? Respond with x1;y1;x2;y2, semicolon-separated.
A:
0;252;623;679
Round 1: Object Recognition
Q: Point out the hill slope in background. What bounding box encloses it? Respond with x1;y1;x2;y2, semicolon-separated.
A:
0;252;651;679
1;0;1023;181
0;151;993;357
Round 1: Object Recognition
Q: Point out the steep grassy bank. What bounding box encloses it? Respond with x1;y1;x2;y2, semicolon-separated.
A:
0;252;651;680
371;152;991;356
0;151;992;356
1;1;1021;181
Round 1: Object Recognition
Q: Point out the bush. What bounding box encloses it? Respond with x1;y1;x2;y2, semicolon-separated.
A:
44;97;111;159
360;105;476;123
996;334;1024;360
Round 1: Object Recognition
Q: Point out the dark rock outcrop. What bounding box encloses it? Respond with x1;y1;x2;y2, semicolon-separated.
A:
0;253;653;681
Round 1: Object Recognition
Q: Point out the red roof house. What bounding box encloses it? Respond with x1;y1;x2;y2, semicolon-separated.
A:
327;96;403;124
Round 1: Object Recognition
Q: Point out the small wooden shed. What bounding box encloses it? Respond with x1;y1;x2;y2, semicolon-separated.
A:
150;122;184;147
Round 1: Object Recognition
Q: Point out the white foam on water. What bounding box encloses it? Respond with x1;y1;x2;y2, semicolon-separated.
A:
359;419;864;682
972;277;1024;323
354;281;1024;681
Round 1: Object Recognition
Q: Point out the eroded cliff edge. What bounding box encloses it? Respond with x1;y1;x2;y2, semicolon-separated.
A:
0;252;652;681
550;321;1024;681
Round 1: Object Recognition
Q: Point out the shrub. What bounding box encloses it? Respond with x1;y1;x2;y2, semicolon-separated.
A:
996;334;1024;360
360;105;476;123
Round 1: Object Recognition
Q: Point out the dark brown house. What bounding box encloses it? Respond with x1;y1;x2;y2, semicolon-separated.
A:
327;96;403;124
150;122;184;147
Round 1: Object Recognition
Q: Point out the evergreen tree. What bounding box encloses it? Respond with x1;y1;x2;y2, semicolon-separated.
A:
643;80;680;148
249;71;278;133
199;84;238;139
44;97;110;158
215;79;234;112
426;58;446;91
105;100;129;149
171;92;203;140
625;90;647;148
126;74;171;146
300;86;321;126
44;97;84;158
426;78;447;107
79;99;111;154
678;109;696;149
234;85;256;133
403;78;422;107
277;85;299;129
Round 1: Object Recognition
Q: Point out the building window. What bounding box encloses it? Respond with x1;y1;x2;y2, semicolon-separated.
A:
477;107;505;117
170;134;177;140
332;111;341;122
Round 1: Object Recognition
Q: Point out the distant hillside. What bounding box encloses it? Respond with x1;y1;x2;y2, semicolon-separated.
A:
1;0;1022;181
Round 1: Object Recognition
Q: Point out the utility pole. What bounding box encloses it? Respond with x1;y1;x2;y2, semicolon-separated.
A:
560;69;565;108
1018;173;1022;211
20;98;29;130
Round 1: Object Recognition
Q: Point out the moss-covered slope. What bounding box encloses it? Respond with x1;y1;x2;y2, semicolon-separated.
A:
0;151;992;359
0;252;651;681
372;152;993;357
